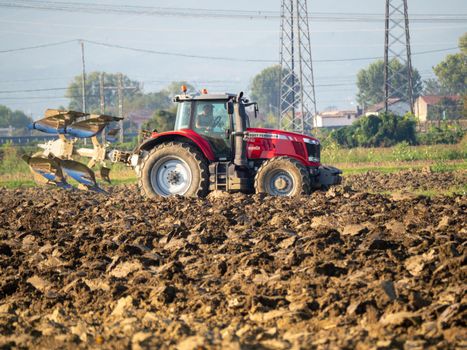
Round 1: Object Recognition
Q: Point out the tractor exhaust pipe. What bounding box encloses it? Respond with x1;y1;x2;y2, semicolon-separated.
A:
233;92;248;168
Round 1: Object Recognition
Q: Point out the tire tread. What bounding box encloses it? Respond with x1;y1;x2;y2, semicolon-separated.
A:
254;156;310;196
138;142;209;198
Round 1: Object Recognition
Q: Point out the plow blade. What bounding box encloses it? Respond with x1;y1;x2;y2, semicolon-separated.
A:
30;110;121;138
106;128;120;142
30;117;66;134
22;155;71;189
100;167;112;184
60;159;106;193
22;155;107;193
66;115;122;138
29;109;88;134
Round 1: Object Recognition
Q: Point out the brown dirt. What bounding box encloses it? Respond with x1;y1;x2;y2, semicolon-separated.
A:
0;173;466;349
344;170;467;193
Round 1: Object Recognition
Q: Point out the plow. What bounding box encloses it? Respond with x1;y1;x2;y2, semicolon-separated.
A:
23;109;122;192
23;89;342;197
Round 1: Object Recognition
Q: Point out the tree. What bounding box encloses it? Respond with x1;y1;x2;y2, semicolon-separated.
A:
125;92;172;112
65;73;196;126
330;112;416;147
0;105;32;128
356;59;422;108
66;72;142;113
423;78;446;95
250;112;279;129
142;108;177;132
433;53;466;95
428;97;462;121
163;81;196;97
250;65;282;116
459;32;467;55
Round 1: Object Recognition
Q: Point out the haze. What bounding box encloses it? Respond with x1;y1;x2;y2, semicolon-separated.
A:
0;0;465;118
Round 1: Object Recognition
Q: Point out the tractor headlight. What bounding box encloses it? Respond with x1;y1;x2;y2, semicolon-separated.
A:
304;140;320;163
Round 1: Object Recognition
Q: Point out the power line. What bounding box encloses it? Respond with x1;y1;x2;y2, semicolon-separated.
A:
0;1;466;22
1;19;465;35
0;37;458;62
0;70;440;86
0;76;69;83
82;39;273;63
0;87;67;93
0;96;72;100
83;39;459;63
0;76;439;95
0;73;441;98
0;39;76;53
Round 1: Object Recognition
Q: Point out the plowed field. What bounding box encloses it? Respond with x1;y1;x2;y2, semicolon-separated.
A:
0;171;465;349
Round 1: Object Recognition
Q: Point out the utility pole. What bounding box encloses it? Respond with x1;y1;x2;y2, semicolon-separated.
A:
103;74;138;144
80;40;87;145
99;72;106;143
117;73;124;143
383;0;414;114
80;41;87;114
99;73;105;114
279;0;317;134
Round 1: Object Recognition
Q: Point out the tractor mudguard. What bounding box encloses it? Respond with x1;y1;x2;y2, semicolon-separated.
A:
135;130;216;162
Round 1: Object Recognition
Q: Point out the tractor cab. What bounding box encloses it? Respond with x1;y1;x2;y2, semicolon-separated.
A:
172;89;255;162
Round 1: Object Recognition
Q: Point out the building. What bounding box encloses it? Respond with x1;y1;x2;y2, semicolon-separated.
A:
315;110;361;128
413;95;462;122
127;109;154;129
0;126;14;136
365;98;411;116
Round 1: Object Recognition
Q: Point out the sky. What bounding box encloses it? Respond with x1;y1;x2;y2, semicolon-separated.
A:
0;0;466;119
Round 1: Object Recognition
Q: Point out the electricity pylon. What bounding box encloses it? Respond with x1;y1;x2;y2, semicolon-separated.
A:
384;0;414;113
279;0;317;134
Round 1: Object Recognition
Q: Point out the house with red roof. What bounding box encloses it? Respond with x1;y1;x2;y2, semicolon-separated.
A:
413;95;462;122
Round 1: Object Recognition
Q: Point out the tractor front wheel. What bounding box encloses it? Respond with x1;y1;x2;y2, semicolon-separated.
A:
254;157;311;196
139;142;209;198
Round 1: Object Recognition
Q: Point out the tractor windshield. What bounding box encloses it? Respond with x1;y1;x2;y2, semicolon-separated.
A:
193;101;230;133
174;102;191;130
193;100;231;159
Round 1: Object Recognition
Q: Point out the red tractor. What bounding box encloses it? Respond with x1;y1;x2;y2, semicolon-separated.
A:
24;90;341;197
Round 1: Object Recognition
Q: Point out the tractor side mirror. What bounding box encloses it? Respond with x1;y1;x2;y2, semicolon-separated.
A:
226;100;234;115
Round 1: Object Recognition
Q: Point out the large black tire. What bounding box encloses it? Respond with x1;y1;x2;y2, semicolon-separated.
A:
138;142;209;198
254;157;311;196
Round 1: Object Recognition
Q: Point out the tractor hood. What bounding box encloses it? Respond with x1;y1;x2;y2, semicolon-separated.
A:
245;127;321;166
246;127;319;144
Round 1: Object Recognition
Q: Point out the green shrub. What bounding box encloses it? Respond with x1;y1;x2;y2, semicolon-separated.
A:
0;143;29;175
417;123;465;145
392;141;416;161
330;112;417;148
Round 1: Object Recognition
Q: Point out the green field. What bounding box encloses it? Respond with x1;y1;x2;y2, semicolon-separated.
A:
1;141;466;190
321;140;467;164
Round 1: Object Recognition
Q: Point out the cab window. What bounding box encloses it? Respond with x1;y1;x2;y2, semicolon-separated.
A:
193;101;231;159
174;102;191;130
193;101;230;133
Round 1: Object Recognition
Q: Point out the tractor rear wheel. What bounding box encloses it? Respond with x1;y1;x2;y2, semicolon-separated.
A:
254;157;311;196
139;142;209;198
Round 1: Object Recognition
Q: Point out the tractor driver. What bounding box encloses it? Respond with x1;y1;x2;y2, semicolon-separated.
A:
195;103;214;131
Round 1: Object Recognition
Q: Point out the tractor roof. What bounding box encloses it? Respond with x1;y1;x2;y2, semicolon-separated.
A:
174;92;236;102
